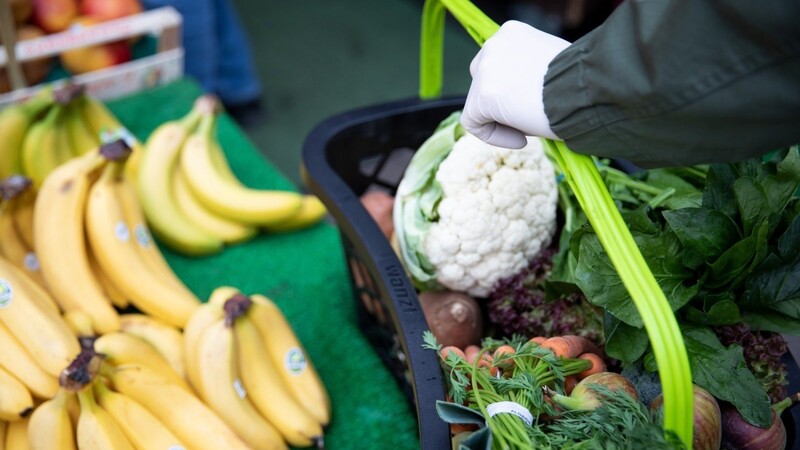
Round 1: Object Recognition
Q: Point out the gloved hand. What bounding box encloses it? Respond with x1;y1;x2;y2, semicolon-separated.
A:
461;21;570;149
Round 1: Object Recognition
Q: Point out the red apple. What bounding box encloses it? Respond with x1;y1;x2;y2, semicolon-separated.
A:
31;0;78;33
59;17;132;75
80;0;142;21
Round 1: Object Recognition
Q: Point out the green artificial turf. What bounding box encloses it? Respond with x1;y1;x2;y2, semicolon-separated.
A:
106;78;422;450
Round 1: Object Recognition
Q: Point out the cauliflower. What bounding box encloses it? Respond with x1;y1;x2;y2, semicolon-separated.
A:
394;112;558;297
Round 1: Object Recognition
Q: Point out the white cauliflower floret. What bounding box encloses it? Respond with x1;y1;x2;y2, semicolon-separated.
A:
422;133;558;297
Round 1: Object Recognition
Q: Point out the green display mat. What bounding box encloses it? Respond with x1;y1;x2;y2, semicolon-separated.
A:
107;78;421;450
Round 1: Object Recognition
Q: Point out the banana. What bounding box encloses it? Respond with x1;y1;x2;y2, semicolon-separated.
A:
182;301;225;392
262;195;328;233
33;151;120;334
172;166;258;244
119;314;185;379
180;110;303;226
0;420;6;450
21;104;65;187
4;417;29;450
63;310;96;353
137;106;222;255
112;170;187;291
0;256;81;377
106;364;250;450
0;321;59;399
28;388;77;450
209;140;239;183
86;159;200;328
234;315;325;447
0;197;48;291
0;367;33;421
193;319;287;450
87;249;130;310
7;185;35;251
94;380;186;450
65;99;100;156
93;332;190;391
76;385;135;450
0;255;60;318
0;90;53;178
249;294;331;425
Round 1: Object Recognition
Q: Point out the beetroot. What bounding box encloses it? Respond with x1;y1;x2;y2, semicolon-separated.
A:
721;404;785;450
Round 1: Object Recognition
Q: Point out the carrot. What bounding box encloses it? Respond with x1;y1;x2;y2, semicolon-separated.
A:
464;345;481;364
541;335;597;359
450;423;479;434
529;336;547;346
564;375;579;395
492;345;516;360
577;353;607;379
440;346;466;361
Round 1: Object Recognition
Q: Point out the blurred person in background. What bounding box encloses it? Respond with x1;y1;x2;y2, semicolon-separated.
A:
142;0;263;126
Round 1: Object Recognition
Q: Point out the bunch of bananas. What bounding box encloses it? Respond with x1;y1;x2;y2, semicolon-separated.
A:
184;286;330;449
0;84;128;187
137;95;327;256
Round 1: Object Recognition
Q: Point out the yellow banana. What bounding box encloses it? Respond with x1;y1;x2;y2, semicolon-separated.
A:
0;256;80;377
0;90;53;178
249;294;331;425
28;388;77;450
0;321;59;399
106;364;250;450
180;110;303;226
33;151;120;334
234;315;325;447
0;420;6;450
76;386;135;450
63;310;96;352
65;99;100;156
4;417;29;450
86;159;200;328
137;107;222;256
94;381;186;450
172;166;258;244
0;367;33;421
209;140;239;183
119;314;185;380
0;197;48;291
21;104;65;187
262;195;328;233
93;332;190;391
7;185;35;251
87;249;130;310
182;301;225;392
0;255;60;318
76;94;143;179
194;320;286;450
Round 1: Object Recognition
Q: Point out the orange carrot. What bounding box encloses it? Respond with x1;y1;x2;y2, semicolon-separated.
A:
492;345;516;360
541;335;597;359
450;423;480;434
440;346;466;361
464;345;481;364
529;336;547;346
564;375;579;395
577;353;607;379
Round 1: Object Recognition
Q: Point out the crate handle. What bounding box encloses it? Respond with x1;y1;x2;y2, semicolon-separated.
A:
419;1;694;447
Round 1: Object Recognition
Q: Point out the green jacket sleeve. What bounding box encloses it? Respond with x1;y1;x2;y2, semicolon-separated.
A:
542;0;800;167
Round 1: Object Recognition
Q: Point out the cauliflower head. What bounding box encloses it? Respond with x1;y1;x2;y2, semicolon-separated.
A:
393;112;558;298
424;133;558;296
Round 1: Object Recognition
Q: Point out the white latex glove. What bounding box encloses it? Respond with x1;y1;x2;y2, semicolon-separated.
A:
461;21;570;149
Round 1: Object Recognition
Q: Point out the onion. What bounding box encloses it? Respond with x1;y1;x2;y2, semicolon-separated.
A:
546;372;638;411
651;385;721;450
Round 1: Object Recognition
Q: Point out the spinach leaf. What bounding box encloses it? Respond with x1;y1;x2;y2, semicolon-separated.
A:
646;169;703;210
742;216;800;314
603;316;649;363
663;208;740;269
574;231;696;327
702;164;738;219
762;147;800;214
684;292;741;326
742;309;800;334
734;177;770;237
706;218;769;290
682;325;771;427
622;207;660;235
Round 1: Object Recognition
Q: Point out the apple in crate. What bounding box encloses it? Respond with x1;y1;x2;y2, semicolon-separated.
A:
80;0;142;21
31;0;78;33
59;16;132;75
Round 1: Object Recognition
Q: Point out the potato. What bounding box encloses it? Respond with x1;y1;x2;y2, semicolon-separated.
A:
419;290;483;349
359;190;394;238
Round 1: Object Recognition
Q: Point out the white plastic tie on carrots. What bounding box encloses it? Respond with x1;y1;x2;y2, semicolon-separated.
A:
486;401;533;426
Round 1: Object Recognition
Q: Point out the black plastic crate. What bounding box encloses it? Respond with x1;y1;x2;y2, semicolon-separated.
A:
301;95;800;450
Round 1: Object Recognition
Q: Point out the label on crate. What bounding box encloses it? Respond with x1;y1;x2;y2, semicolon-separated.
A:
0;279;12;308
486;401;533;427
285;347;307;375
114;221;130;242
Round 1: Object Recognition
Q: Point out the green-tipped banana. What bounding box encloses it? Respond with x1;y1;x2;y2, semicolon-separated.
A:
65;99;100;156
20;104;66;187
180;108;302;226
0;90;54;178
137;103;223;255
